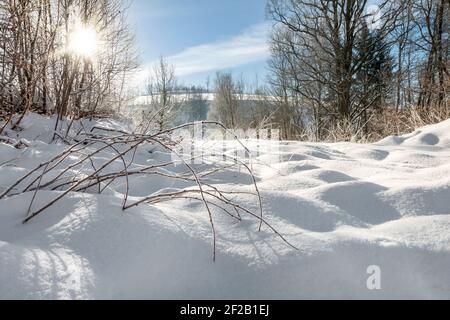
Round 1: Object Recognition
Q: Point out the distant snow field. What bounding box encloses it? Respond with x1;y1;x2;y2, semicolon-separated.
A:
1;114;450;299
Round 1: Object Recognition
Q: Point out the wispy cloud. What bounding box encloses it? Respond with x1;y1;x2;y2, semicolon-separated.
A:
168;22;270;76
129;23;270;88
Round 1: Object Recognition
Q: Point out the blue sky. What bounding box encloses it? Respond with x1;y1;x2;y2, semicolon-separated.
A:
128;0;270;87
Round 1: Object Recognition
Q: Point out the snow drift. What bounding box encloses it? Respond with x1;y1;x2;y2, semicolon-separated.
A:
1;114;450;299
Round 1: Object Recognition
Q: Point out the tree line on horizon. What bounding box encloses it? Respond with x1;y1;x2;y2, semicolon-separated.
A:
1;0;448;142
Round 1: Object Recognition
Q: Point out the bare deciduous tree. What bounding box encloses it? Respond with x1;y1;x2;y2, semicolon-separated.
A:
210;71;246;129
143;56;181;133
0;0;138;129
266;0;444;141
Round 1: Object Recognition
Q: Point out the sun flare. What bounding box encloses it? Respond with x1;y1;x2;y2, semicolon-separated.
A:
69;25;98;59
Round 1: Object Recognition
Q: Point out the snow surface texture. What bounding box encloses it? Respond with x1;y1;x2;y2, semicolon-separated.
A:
1;114;450;299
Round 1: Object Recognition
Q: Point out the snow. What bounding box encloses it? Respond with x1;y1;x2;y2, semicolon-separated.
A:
376;118;450;147
1;113;450;299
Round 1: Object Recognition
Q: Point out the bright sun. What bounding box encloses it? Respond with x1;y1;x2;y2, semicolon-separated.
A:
69;26;98;59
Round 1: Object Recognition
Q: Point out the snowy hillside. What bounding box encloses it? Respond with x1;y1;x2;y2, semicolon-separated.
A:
1;114;450;299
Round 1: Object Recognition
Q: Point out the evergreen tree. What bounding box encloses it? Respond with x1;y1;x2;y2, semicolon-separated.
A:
356;23;393;108
355;22;393;132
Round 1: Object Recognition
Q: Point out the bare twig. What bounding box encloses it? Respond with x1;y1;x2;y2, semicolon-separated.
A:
3;120;296;261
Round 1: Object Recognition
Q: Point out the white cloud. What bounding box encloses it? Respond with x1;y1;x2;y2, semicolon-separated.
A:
129;23;270;89
168;22;270;76
136;22;268;78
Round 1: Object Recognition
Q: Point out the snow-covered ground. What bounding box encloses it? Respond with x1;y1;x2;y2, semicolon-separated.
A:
1;114;450;299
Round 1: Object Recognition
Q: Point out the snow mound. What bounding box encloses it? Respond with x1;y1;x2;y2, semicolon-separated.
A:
1;114;450;299
1;112;133;144
376;118;450;147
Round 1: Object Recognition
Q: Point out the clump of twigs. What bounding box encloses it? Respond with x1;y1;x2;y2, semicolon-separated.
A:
0;120;297;260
